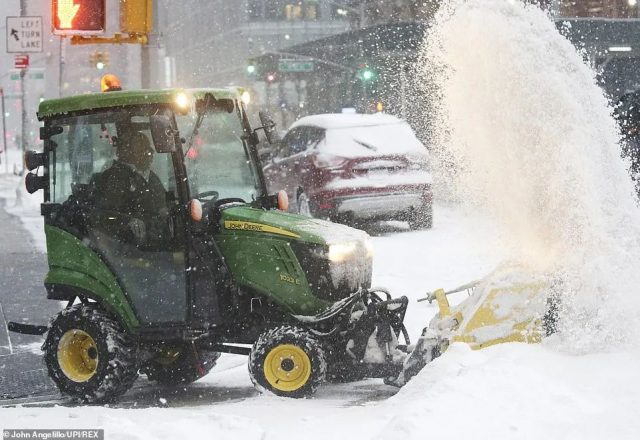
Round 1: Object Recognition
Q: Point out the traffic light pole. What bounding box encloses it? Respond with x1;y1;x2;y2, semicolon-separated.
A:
1;89;8;174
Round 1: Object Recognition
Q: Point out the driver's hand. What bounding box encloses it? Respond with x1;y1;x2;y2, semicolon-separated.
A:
128;218;146;243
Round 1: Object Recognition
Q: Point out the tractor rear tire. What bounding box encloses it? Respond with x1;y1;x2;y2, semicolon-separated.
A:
43;304;138;403
145;347;220;386
249;326;326;398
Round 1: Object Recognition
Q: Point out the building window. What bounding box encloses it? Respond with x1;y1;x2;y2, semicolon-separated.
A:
257;0;321;21
285;3;304;20
247;0;264;20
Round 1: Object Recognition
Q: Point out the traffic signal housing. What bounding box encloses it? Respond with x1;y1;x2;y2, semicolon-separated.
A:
52;0;106;35
120;0;152;34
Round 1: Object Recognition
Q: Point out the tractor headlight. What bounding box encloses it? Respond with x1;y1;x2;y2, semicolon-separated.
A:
364;238;374;259
328;242;357;263
175;92;189;110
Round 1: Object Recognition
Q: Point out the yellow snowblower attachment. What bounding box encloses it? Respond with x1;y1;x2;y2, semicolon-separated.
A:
391;269;552;386
431;282;546;349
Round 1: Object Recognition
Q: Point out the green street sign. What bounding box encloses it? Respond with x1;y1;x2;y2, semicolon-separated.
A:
278;59;314;73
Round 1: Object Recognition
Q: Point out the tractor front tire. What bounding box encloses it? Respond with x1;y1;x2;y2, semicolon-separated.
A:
249;326;326;398
43;304;138;403
145;347;220;386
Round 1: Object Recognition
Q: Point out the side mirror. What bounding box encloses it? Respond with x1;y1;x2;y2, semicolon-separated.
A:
150;113;177;153
24;150;46;171
258;146;274;164
25;172;47;194
258;111;278;144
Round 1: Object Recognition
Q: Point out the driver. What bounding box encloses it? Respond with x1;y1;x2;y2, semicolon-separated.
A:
95;131;168;245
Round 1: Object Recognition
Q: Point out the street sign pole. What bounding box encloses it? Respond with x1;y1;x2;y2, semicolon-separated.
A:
20;0;27;172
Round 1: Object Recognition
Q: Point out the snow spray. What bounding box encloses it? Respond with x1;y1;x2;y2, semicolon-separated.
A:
418;0;640;350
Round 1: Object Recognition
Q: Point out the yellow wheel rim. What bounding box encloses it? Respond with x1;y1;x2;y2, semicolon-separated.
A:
263;344;312;392
57;329;99;383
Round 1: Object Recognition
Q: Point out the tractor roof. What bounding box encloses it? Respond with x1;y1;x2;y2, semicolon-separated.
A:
37;88;241;120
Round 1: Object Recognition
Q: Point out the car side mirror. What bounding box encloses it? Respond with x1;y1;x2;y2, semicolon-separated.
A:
150;113;177;153
258;111;279;144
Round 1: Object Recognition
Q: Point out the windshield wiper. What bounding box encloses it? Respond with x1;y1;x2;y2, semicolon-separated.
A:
354;139;378;152
184;95;215;158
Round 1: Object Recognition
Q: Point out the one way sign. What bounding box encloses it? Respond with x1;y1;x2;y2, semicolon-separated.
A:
6;16;43;53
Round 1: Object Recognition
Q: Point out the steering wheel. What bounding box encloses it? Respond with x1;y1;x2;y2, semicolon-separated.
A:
213;197;246;208
194;190;219;202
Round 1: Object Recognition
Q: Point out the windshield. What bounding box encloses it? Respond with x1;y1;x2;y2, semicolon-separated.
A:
321;122;427;159
178;101;260;202
48;106;178;204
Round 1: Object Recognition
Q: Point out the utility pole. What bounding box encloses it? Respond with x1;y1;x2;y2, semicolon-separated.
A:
59;37;65;97
141;1;160;88
1;88;7;174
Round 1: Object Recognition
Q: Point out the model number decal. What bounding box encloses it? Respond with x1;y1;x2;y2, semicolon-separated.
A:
224;221;300;238
280;273;301;285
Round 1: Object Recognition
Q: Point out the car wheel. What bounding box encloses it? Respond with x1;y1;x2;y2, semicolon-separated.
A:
409;205;433;230
297;192;313;217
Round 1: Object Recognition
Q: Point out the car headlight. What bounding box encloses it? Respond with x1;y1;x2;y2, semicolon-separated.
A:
328;242;357;263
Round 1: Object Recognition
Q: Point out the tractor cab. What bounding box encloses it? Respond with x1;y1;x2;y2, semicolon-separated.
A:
28;89;275;331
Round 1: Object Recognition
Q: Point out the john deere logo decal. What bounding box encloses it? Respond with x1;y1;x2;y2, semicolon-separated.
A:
224;221;300;238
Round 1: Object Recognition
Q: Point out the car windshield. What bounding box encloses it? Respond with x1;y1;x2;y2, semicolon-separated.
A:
321;122;427;159
178;102;260;202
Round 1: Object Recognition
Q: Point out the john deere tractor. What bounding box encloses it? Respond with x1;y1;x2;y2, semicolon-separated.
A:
10;88;413;402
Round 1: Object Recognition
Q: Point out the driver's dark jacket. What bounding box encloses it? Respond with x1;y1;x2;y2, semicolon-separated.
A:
93;160;168;245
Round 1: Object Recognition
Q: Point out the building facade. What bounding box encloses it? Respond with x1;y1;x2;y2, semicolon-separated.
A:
157;0;352;87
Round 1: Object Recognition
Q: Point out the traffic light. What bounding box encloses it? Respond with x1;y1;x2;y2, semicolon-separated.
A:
89;51;109;69
357;66;377;82
120;0;152;34
52;0;106;35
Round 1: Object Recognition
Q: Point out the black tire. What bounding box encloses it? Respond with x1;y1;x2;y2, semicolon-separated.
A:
145;347;220;386
249;326;326;398
43;304;138;403
409;204;433;230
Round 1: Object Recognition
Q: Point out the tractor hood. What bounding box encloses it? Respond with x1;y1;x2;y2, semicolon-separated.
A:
220;206;370;246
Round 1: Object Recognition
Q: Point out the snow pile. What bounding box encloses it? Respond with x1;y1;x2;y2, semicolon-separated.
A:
418;0;640;349
377;343;640;440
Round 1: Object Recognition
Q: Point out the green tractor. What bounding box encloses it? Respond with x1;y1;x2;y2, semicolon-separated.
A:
9;88;413;402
